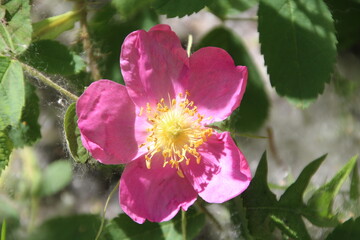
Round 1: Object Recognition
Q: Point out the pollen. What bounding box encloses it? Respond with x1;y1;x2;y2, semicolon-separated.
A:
140;92;212;177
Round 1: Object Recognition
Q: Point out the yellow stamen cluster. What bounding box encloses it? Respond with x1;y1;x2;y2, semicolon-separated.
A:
139;92;212;178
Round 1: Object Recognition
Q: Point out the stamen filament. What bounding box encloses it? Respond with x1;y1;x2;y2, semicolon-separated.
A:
139;92;212;174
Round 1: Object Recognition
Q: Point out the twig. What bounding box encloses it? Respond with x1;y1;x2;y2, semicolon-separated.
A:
95;181;120;240
78;2;101;81
21;62;79;102
266;127;283;165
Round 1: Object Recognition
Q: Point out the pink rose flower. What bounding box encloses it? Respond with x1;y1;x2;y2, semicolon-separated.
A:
76;24;251;223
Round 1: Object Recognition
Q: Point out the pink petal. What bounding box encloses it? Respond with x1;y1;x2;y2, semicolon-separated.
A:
120;24;189;107
77;80;148;164
199;132;251;203
184;132;251;203
180;146;221;194
187;47;248;124
120;155;197;223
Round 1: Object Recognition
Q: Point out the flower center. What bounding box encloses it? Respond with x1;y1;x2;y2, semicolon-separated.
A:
139;92;212;177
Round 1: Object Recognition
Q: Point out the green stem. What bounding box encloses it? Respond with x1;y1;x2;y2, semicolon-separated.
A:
1;219;6;240
209;125;267;139
181;210;187;240
28;197;39;232
195;202;223;231
21;63;79;102
225;16;258;21
95;181;120;240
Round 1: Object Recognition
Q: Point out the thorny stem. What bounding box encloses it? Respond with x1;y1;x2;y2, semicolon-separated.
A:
21;63;79;102
195;202;223;231
77;1;101;81
95;181;120;240
182;210;187;240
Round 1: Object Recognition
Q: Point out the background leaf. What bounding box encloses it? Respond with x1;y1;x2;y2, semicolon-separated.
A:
0;0;32;55
101;208;205;240
350;161;359;200
324;0;360;50
198;27;269;133
38;160;73;197
258;0;337;107
153;0;213;17
0;130;13;176
241;152;277;239
20;40;85;76
112;0;155;19
28;214;101;240
208;0;258;19
306;155;358;226
32;10;81;40
0;57;25;129
326;216;360;240
64;103;91;164
269;155;326;239
228;197;253;240
8;82;41;147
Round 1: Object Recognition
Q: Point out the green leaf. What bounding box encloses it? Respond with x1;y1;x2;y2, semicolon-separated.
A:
306;155;358;226
0;57;25;130
208;0;258;19
38;160;73;197
350;161;359;200
241;152;277;239
326;216;360;240
20;40;85;76
278;155;326;207
112;0;155;19
269;155;326;240
64;103;91;164
153;0;213;17
32;10;81;40
0;0;32;55
258;0;337;107
242;153;330;239
101;208;205;240
28;214;101;240
198;27;269;133
0;130;13;176
8;82;41;147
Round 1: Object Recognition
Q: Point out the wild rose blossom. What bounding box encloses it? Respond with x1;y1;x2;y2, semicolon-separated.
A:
76;24;251;223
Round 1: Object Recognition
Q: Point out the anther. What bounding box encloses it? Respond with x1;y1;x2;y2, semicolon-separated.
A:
177;169;185;178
